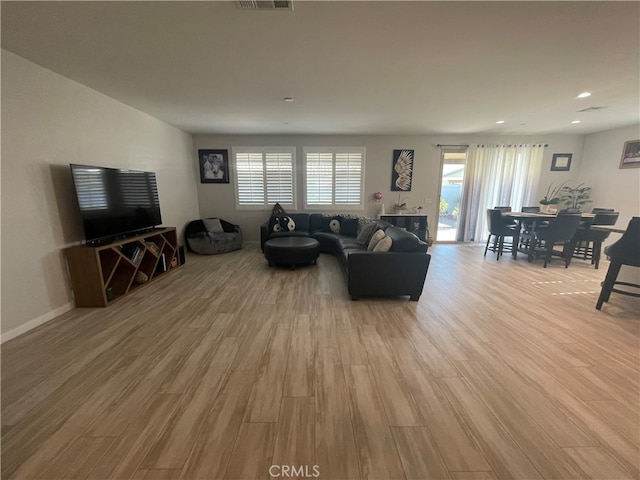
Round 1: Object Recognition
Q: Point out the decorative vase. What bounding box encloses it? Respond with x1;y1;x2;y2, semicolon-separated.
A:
380;203;385;215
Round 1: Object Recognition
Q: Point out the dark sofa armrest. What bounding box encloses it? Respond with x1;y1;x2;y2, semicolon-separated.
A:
260;222;270;251
347;251;431;301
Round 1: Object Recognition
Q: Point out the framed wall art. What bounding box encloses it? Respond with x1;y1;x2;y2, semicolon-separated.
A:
550;153;572;171
391;149;414;191
620;140;640;169
198;149;229;183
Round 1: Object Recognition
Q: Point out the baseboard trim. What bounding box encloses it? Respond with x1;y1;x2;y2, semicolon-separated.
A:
1;302;74;344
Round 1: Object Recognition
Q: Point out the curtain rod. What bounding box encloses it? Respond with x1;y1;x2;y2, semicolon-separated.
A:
437;143;549;147
473;143;549;147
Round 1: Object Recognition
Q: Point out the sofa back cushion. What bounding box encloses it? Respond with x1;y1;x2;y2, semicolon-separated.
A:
309;213;323;232
340;217;359;236
385;226;424;252
288;213;310;231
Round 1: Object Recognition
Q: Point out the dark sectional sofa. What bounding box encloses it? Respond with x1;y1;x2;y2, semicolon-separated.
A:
260;213;431;301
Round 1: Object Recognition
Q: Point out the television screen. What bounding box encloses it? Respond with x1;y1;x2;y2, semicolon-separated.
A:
70;164;162;245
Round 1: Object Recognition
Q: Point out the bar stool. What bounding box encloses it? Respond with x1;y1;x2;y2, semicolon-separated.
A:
596;217;640;310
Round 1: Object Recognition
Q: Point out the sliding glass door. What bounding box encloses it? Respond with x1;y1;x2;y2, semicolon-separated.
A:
436;150;467;242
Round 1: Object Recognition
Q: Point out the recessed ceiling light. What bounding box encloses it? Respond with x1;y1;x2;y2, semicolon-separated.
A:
571;120;581;124
577;92;591;98
283;97;294;102
496;120;505;124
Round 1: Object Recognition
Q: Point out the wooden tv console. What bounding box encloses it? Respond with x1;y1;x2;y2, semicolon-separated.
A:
65;227;180;307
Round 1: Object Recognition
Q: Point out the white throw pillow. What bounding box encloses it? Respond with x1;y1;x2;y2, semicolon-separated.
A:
203;218;224;233
373;235;393;252
367;229;385;251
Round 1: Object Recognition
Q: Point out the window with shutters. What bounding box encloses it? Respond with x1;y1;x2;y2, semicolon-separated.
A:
232;147;296;210
304;147;365;209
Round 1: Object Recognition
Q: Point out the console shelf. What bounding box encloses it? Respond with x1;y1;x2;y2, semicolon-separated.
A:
65;227;180;307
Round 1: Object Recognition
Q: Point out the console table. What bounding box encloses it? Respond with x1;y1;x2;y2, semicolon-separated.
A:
378;214;428;242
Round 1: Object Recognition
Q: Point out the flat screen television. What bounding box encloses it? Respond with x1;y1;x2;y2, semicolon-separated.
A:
70;164;162;245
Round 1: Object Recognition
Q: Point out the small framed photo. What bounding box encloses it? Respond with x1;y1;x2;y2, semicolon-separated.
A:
198;149;229;183
620;140;640;169
551;153;572;171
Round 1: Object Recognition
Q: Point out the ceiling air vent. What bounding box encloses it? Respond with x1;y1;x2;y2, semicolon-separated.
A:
236;0;293;10
577;106;608;113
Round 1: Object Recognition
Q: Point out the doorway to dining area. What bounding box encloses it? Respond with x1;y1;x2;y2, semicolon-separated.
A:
437;150;467;242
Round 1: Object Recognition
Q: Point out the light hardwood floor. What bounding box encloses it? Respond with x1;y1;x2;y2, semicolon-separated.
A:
2;242;639;480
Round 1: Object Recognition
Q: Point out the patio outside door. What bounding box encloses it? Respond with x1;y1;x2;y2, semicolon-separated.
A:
436;150;467;242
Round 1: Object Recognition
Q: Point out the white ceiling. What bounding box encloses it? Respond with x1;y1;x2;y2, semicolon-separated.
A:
2;1;639;136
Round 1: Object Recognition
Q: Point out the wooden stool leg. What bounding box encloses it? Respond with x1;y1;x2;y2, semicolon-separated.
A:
596;260;622;310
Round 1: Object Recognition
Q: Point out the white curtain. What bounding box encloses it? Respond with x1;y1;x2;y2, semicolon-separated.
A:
458;144;544;242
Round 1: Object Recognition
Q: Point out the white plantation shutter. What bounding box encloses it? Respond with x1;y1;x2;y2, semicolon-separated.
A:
334;152;362;205
305;152;334;205
304;148;365;209
233;147;295;209
235;152;265;206
265;151;294;204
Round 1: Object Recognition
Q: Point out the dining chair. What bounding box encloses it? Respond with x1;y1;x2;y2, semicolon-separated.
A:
591;207;615;213
530;213;581;267
484;209;518;260
572;212;620;268
596;217;640;309
494;206;517;226
522;206;541;213
517;206;543;251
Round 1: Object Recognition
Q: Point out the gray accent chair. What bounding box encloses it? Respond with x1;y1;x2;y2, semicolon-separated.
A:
185;218;243;255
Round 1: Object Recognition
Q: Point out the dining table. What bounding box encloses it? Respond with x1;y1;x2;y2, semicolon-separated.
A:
590;225;626;234
503;211;595;260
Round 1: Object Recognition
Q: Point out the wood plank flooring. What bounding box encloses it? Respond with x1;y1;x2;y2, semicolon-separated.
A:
2;242;639;480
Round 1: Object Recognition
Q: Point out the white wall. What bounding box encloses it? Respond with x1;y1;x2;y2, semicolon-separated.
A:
580;124;640;285
193;133;586;240
1;50;200;340
580;124;640;227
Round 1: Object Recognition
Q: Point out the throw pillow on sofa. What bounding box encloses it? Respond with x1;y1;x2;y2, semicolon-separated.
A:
269;216;296;233
367;229;386;251
356;222;378;245
373;235;393;252
271;202;287;216
321;215;346;233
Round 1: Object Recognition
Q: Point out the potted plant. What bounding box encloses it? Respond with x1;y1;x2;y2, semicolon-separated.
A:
539;182;565;213
560;183;592;211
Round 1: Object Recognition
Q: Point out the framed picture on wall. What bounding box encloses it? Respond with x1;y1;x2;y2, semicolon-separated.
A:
550;153;572;171
391;149;414;191
620;140;640;169
198;149;229;183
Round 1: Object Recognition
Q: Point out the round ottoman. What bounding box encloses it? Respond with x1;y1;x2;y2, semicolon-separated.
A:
264;237;320;269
